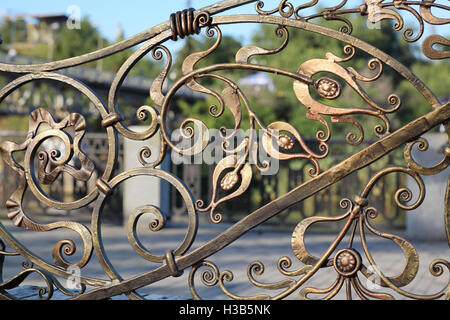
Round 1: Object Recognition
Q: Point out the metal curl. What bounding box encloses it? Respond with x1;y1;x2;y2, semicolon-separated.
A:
188;260;220;300
51;275;86;297
351;275;394;300
294;0;319;19
277;256;313;276
299;275;344;300
235;25;289;64
404;138;450;176
364;206;379;219
218;269;270;300
361;167;425;211
360;214;448;299
52;240;77;268
429;259;450;278
324;13;353;35
150;45;172;108
91;167;198;282
247;261;295;290
386;94;402;113
138;147;152;166
125;204;181;263
256;0;294;18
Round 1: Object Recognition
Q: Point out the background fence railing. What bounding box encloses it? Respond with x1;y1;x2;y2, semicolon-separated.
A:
170;138;407;230
1;132;405;230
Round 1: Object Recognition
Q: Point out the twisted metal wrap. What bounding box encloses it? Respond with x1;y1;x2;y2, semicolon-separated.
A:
170;8;211;40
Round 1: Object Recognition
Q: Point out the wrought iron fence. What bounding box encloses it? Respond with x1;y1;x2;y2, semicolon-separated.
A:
0;0;448;301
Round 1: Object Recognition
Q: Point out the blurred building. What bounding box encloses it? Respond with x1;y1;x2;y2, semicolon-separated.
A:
1;13;67;56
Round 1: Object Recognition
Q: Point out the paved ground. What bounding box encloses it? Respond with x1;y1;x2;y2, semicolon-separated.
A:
1;218;449;300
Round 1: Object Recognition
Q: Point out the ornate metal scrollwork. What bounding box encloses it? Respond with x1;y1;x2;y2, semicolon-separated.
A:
0;0;448;300
256;0;450;59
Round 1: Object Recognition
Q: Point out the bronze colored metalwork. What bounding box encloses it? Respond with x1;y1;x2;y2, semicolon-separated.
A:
0;0;449;300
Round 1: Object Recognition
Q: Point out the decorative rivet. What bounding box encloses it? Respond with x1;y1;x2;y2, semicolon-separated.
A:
278;134;294;150
444;146;450;158
314;77;341;99
220;172;239;191
333;248;361;277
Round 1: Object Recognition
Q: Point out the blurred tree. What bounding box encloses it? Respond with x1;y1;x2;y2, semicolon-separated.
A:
396;60;450;125
0;11;448;136
53;17;99;61
0;18;27;50
0;16;161;77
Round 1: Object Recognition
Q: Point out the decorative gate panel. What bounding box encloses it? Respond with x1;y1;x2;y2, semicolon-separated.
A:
0;0;449;300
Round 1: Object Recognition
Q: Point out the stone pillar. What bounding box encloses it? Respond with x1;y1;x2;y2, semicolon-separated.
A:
63;172;74;203
122;126;171;225
406;133;449;241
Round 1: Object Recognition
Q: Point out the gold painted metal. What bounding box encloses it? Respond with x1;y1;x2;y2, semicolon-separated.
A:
0;0;448;300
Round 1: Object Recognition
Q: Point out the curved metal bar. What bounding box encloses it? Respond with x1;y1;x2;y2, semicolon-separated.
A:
0;72;118;210
0;221;110;288
210;14;441;108
73;103;450;300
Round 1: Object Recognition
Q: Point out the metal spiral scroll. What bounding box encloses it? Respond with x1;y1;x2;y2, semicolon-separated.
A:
255;0;450;59
0;0;448;300
188;165;449;300
92;168;197;274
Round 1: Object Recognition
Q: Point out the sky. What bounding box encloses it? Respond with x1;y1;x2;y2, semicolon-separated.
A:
0;0;448;55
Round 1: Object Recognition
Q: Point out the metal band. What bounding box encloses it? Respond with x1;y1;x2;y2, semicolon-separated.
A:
354;196;368;207
101;113;122;128
165;250;183;277
96;178;112;196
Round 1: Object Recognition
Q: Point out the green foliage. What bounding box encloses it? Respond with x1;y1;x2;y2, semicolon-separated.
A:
0;19;27;49
53;18;99;61
396;60;450;125
0;115;29;131
0;16;161;77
